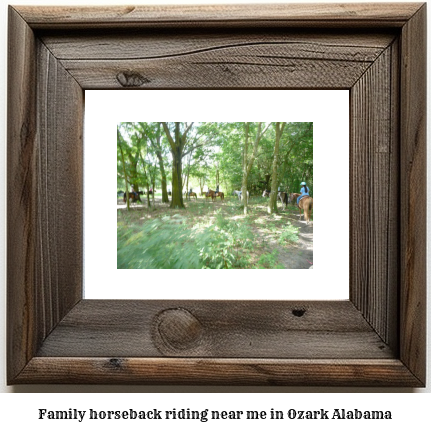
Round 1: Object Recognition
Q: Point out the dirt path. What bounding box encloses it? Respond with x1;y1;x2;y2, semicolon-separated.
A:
276;215;313;269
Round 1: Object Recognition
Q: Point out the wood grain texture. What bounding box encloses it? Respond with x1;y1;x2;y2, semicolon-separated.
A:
15;3;423;29
399;3;427;385
7;3;427;386
53;33;394;89
36;300;393;359
7;6;38;381
35;40;84;336
41;31;395;60
41;30;395;89
7;6;83;383
15;358;423;386
350;44;399;348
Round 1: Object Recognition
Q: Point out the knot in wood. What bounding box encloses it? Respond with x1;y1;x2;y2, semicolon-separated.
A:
155;308;203;351
116;71;150;87
292;308;306;317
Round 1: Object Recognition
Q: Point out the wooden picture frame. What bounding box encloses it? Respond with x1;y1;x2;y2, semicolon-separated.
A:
7;3;426;386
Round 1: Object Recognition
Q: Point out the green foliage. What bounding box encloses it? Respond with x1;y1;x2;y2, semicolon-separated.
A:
118;210;255;269
118;122;312;197
117;121;313;267
117;215;201;269
255;250;284;269
278;222;299;244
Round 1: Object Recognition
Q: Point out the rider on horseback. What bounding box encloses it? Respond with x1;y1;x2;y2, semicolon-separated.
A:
297;181;310;205
215;185;219;194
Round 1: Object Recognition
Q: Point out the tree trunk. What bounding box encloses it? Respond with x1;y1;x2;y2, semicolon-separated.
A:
265;174;271;190
146;185;151;208
156;151;169;203
160;170;169;203
156;124;169;204
162;122;194;209
117;133;130;211
268;122;285;214
241;122;268;215
199;177;205;195
242;123;250;215
241;180;248;212
125;149;140;192
170;150;184;208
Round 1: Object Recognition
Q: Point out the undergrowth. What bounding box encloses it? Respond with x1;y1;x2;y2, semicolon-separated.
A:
117;198;306;269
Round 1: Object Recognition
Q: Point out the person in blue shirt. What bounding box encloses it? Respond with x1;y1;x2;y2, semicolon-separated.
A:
297;181;310;205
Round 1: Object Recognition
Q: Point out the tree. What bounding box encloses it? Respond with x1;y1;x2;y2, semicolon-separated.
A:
139;122;170;203
268;122;286;214
183;149;195;200
139;139;159;208
278;122;313;194
241;122;270;215
117;127;130;211
162;122;194;208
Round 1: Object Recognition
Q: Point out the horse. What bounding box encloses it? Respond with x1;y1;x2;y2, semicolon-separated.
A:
185;191;197;200
149;189;156;195
233;190;249;201
262;189;270;197
206;189;216;201
290;193;313;224
215;191;224;201
123;191;142;204
277;191;289;208
233;190;242;200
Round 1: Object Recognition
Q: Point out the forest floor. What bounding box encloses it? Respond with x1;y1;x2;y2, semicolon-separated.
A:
117;194;313;269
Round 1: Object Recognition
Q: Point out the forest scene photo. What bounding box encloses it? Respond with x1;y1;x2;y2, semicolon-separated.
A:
117;122;313;270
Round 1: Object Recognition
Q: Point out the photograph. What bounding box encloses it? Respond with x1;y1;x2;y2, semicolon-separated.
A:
117;121;313;270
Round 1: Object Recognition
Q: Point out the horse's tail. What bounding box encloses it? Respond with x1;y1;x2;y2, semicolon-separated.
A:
305;197;313;222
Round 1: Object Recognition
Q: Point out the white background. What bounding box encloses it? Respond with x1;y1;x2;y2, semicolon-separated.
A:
85;90;349;300
0;0;430;427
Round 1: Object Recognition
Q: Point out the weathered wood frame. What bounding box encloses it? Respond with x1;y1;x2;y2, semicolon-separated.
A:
7;3;426;386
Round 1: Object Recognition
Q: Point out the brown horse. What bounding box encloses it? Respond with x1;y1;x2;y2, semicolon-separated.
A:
185;191;197;200
206;189;216;201
123;191;142;204
290;193;313;224
215;192;224;201
262;189;270;197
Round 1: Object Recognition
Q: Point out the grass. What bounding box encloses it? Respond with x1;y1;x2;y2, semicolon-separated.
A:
117;195;305;269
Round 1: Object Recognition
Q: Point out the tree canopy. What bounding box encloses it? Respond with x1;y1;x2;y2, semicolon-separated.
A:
117;122;313;207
